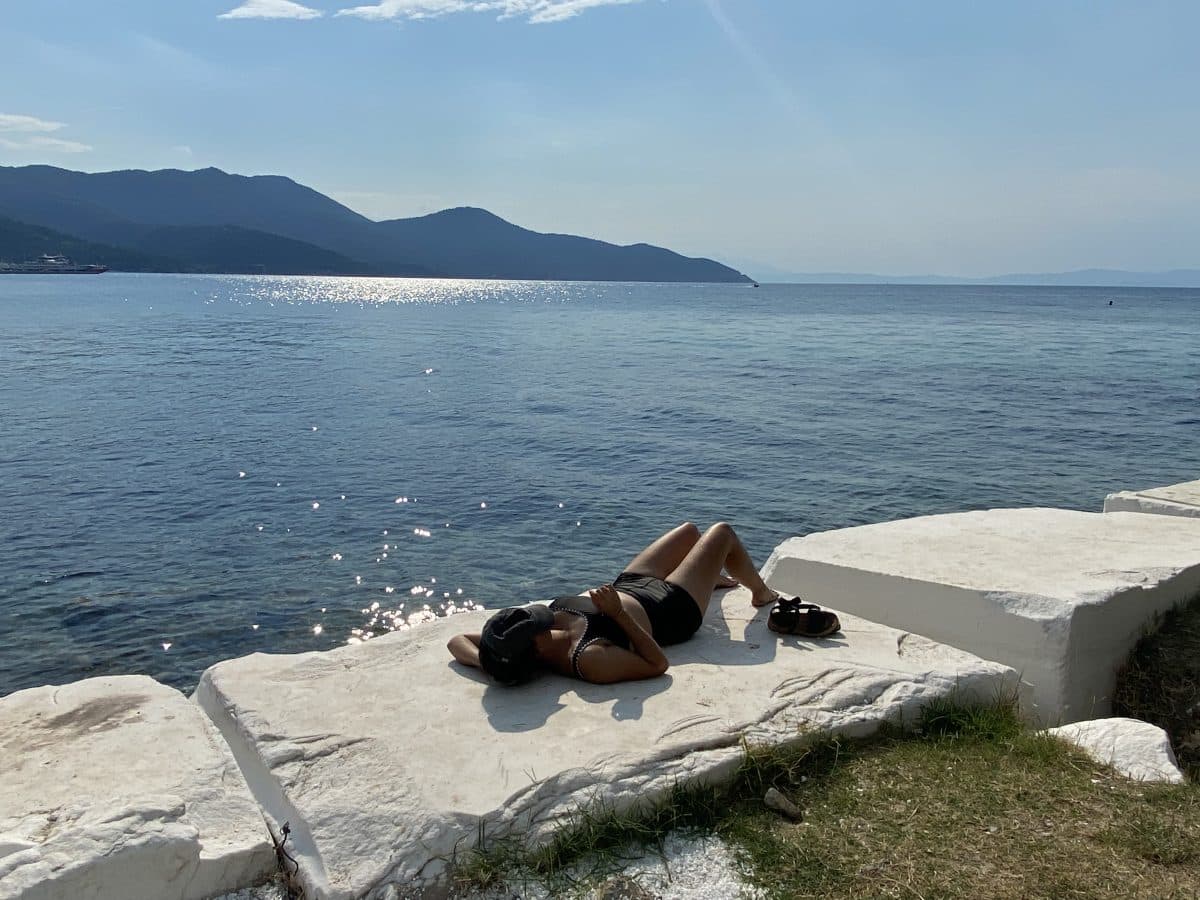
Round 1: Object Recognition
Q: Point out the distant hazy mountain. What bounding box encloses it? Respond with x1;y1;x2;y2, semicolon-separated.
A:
0;165;413;270
0;165;749;282
753;268;1200;288
976;269;1200;288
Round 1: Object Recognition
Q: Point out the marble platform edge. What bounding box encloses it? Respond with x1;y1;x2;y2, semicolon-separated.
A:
469;648;1018;847
1103;477;1200;518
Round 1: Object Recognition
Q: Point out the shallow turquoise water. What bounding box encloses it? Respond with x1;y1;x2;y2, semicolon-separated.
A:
1;274;1197;695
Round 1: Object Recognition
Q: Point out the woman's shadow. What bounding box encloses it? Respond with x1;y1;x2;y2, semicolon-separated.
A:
472;669;675;733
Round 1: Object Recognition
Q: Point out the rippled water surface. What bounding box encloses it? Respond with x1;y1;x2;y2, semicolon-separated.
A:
1;275;1197;695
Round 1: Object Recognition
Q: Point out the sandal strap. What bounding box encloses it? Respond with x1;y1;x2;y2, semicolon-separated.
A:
773;597;821;614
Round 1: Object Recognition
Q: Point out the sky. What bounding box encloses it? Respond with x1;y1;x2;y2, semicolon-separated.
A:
1;0;1198;277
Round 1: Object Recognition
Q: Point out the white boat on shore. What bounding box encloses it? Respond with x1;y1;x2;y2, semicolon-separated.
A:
0;253;109;274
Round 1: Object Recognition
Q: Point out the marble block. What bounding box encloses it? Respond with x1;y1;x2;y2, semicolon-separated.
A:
762;508;1200;725
0;675;275;900
1104;479;1200;518
195;589;1015;899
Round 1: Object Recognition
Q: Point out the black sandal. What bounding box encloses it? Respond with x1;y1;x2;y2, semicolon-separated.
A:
767;597;841;638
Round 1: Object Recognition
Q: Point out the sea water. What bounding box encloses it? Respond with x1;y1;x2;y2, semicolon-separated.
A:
1;274;1197;696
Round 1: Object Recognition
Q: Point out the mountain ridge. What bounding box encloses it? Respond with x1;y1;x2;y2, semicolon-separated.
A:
0;165;749;282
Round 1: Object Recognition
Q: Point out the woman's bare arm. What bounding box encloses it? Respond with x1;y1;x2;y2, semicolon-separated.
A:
576;644;669;683
447;633;482;668
584;586;668;681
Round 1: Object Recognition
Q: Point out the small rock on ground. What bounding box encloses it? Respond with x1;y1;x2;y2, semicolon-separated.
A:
763;787;804;821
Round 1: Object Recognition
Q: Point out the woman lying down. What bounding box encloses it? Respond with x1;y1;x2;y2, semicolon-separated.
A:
447;522;841;686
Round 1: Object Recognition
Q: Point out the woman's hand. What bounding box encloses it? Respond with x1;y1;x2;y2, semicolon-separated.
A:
577;587;669;683
589;584;625;618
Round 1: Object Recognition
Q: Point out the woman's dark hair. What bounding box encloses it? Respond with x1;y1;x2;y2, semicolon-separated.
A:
478;604;555;685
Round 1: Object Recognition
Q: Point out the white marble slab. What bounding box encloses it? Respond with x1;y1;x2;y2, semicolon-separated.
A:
0;675;274;900
762;508;1200;725
195;589;1015;899
1105;478;1200;518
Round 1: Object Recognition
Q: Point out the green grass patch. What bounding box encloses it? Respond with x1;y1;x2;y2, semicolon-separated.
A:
1114;591;1200;780
727;714;1199;899
451;698;1200;899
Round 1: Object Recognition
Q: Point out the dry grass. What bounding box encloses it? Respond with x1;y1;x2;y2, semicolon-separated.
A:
723;708;1200;900
1114;591;1200;779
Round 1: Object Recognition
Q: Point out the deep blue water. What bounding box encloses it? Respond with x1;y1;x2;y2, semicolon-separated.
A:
1;274;1197;697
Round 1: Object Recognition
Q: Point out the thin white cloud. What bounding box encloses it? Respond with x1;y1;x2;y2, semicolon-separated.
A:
523;0;642;24
335;0;646;24
0;113;66;133
0;135;92;153
0;114;91;153
219;0;323;20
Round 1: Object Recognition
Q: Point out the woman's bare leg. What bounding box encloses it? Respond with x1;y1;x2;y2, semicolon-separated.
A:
664;522;779;616
622;522;701;580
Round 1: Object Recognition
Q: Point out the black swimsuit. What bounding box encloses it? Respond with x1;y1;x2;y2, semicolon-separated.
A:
547;573;703;678
546;598;630;678
612;572;703;645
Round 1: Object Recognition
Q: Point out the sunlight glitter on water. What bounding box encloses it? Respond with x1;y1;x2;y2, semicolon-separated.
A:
211;275;578;307
232;466;491;655
347;595;485;645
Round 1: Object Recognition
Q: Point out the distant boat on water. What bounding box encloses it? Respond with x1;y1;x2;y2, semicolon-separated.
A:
0;253;109;275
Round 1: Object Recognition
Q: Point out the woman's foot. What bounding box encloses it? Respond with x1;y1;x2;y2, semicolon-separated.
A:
751;587;782;608
714;573;739;589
